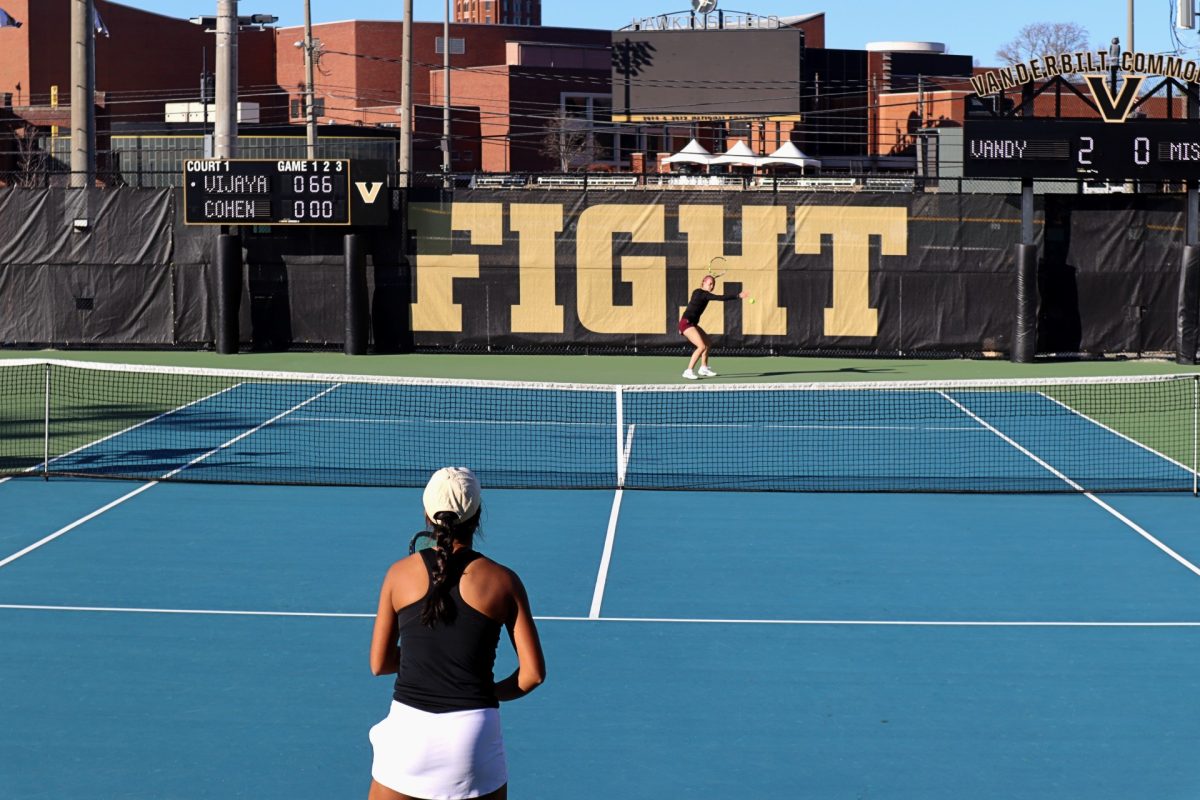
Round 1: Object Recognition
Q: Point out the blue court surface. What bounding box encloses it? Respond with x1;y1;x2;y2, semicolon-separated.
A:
2;479;1200;799
2;370;1200;798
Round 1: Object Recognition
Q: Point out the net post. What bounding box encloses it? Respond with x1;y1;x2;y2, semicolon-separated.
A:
42;363;51;480
615;385;625;488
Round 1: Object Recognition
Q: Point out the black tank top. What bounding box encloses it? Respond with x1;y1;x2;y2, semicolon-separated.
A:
392;549;503;713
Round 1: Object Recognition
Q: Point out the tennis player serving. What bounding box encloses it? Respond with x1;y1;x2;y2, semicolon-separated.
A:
368;467;546;800
679;269;749;379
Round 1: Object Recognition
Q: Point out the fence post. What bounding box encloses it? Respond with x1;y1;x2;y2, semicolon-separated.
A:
1011;243;1038;363
1177;244;1199;365
344;233;368;355
215;233;242;354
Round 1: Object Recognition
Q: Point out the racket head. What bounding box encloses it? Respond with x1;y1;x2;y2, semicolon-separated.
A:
409;531;438;555
707;256;727;278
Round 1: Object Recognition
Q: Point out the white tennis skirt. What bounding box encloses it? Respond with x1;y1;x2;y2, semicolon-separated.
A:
369;700;508;800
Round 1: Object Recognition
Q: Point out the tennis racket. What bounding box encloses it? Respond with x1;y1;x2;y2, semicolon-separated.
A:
409;531;437;554
707;256;727;278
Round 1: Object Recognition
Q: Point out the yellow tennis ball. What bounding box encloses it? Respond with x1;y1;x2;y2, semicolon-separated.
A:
749;298;757;304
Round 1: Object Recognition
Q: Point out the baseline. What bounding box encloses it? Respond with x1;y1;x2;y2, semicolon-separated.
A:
3;604;1199;627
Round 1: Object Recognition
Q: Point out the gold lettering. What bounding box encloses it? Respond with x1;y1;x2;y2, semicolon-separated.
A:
677;205;787;335
410;203;502;332
997;67;1017;90
1121;51;1135;72
1044;55;1059;76
1147;54;1164;75
576;204;666;334
794;206;907;338
970;75;987;96
509;204;565;333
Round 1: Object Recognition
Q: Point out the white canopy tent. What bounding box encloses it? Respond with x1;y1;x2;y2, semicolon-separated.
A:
661;138;716;166
760;141;821;172
710;140;761;168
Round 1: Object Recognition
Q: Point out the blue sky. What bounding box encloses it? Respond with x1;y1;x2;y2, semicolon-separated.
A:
124;0;1200;65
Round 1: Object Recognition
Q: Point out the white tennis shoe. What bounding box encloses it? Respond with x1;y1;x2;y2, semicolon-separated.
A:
697;366;717;377
682;369;698;380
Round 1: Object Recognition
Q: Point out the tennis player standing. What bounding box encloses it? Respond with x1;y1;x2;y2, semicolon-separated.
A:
679;274;749;379
368;467;546;800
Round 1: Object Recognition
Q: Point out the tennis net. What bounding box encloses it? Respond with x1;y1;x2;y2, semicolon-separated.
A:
1;359;1197;494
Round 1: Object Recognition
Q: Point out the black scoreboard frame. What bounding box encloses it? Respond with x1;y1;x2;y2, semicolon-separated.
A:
184;158;354;226
963;118;1200;181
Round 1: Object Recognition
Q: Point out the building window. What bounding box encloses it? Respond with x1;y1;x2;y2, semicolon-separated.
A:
290;97;325;118
559;93;624;165
435;37;466;54
564;96;589;118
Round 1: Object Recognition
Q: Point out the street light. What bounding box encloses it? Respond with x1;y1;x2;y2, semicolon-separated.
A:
189;13;278;28
190;5;277;159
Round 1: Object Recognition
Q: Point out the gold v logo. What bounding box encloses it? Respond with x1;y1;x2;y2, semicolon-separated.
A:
355;181;383;203
1083;74;1146;123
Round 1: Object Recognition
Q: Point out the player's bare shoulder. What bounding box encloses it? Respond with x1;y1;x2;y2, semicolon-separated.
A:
467;553;519;586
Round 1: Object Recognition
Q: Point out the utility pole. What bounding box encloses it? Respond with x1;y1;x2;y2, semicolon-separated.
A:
69;0;96;188
399;0;413;185
442;0;451;185
201;47;214;156
214;0;238;159
303;0;317;159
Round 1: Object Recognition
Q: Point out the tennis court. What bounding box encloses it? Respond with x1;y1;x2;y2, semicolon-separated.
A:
2;360;1200;798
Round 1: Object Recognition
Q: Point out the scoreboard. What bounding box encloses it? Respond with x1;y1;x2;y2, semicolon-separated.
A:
963;119;1200;180
184;159;353;225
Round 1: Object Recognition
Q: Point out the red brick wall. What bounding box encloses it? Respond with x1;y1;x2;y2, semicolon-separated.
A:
0;0;282;126
430;66;511;171
276;19;610;124
0;0;31;106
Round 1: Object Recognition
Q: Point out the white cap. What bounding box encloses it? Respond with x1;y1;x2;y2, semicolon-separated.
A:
422;467;482;524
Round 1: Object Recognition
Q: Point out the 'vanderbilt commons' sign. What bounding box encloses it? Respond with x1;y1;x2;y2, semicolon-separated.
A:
408;202;908;339
970;50;1200;97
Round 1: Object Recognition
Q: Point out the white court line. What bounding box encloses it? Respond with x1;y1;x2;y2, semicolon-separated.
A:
589;423;636;619
938;390;1200;578
0;383;244;486
288;416;611;427
0;384;342;570
2;603;1199;627
590;490;623;620
1036;390;1199;477
283;416;982;433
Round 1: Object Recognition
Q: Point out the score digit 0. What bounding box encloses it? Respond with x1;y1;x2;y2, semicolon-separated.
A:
294;199;336;219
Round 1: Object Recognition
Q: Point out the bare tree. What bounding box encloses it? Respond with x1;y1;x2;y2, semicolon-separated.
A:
539;108;589;172
13;123;47;188
996;22;1091;66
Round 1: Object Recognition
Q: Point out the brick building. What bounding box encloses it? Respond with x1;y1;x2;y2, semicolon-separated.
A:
455;0;541;27
273;20;612;173
0;0;281;180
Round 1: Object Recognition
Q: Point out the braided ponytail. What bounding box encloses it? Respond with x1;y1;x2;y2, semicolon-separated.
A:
420;508;481;627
